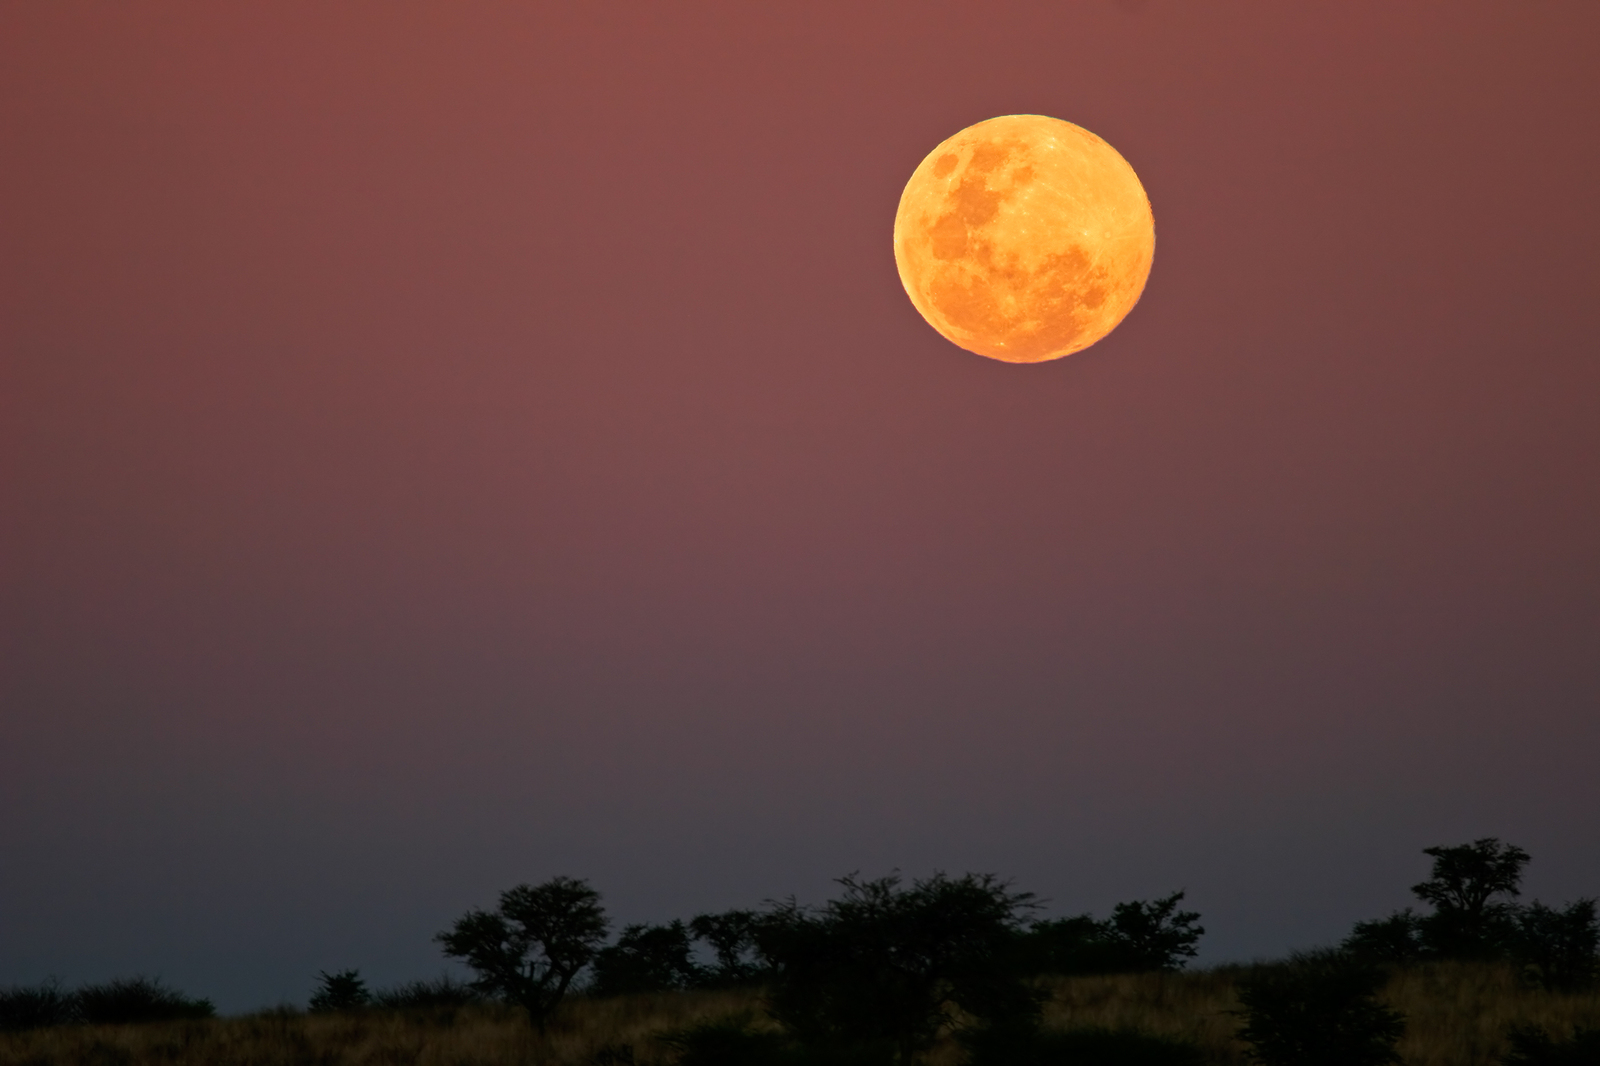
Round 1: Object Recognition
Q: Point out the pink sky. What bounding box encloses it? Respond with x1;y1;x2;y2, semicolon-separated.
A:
4;1;1598;1009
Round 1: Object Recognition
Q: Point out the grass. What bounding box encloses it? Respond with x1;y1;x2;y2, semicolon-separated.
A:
2;964;1597;1066
1031;963;1600;1066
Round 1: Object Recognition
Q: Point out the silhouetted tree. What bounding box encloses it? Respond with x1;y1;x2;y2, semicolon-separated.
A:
754;872;1042;1064
1514;899;1600;993
1233;950;1404;1066
1101;892;1205;971
1412;838;1529;959
591;920;702;996
689;909;766;986
437;875;608;1030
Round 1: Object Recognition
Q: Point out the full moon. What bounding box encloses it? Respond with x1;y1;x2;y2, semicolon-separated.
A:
893;115;1155;363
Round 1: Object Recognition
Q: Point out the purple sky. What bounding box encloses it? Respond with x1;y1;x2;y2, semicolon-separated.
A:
4;1;1599;1010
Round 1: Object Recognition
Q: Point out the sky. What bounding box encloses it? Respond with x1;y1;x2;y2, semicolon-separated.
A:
3;2;1598;1012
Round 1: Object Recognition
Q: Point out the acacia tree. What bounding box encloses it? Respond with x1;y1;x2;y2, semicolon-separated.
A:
755;872;1041;1064
689;909;765;986
436;876;608;1030
1101;891;1205;971
1412;838;1529;958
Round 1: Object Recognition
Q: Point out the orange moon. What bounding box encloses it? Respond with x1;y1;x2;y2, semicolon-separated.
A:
893;115;1155;363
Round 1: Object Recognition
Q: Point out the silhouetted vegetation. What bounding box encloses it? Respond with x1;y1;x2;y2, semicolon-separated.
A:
308;969;370;1013
73;977;216;1026
593;922;703;997
0;977;214;1032
752;872;1043;1063
1233;949;1404;1066
1517;901;1600;994
0;980;76;1033
3;837;1597;1066
1345;909;1428;965
689;910;767;987
1342;838;1600;996
657;1015;789;1066
1414;838;1531;960
370;975;485;1012
1017;891;1205;977
438;875;609;1030
1498;1023;1600;1066
2;963;1599;1065
657;1015;887;1066
970;1024;1208;1066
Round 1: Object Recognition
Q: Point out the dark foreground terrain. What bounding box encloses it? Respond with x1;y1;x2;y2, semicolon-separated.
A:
2;963;1597;1066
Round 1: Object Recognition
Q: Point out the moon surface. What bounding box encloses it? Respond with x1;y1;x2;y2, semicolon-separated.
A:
893;115;1155;363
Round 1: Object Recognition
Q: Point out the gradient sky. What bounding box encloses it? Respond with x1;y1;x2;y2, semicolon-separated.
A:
4;2;1598;1012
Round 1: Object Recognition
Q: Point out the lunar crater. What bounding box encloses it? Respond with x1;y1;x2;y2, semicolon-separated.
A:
894;115;1154;363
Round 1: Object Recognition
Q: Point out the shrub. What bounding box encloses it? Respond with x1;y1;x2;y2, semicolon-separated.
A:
370;975;484;1011
755;872;1041;1063
73;977;215;1025
0;980;78;1032
1015;915;1118;975
1015;893;1205;976
963;1025;1206;1066
308;969;370;1013
659;1017;794;1066
1515;899;1600;992
1233;950;1404;1066
1498;1024;1600;1066
660;1016;891;1066
592;921;702;996
1343;910;1426;964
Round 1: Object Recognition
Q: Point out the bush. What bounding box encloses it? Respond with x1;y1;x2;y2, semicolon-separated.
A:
1343;910;1426;965
592;921;702;996
1015;915;1118;975
1233;950;1404;1066
755;872;1041;1063
308;969;370;1013
1499;1024;1600;1066
660;1017;795;1066
1015;893;1204;976
1515;900;1600;992
0;980;78;1032
370;976;484;1011
660;1017;891;1066
73;977;215;1025
964;1025;1206;1066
